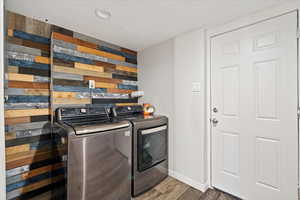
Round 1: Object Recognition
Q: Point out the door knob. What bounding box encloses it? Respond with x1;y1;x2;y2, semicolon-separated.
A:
211;118;218;126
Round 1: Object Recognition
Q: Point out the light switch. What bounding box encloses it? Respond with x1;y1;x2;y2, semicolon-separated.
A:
192;82;201;92
89;80;95;89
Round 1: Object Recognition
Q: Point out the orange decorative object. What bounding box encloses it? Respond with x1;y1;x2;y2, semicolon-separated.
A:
143;103;155;115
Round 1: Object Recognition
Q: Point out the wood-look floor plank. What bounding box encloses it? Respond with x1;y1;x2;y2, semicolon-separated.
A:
199;189;221;200
177;187;203;200
135;177;239;200
135;189;163;200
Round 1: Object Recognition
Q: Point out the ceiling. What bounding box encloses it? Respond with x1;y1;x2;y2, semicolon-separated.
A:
5;0;296;51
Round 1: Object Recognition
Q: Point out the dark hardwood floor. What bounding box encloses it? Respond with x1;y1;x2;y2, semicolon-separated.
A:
135;177;239;200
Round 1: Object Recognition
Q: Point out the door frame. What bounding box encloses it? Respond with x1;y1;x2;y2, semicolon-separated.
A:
205;1;300;191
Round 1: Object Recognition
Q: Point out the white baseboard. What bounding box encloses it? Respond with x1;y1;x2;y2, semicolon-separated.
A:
169;170;209;192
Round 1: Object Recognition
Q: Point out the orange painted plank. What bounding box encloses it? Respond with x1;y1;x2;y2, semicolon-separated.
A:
8;29;13;37
77;45;125;62
6;144;30;156
5;117;31;125
116;65;138;73
95;82;117;89
8;81;49;89
7;73;34;82
74;62;104;72
52;32;97;49
107;88;134;94
35;56;50;64
83;76;122;84
21;162;63;180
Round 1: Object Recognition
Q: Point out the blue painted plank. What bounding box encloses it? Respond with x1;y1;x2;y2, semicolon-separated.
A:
118;84;138;90
53;52;94;65
5;103;49;110
92;88;108;93
6;95;49;103
8;59;50;70
53;85;90;93
13;30;50;45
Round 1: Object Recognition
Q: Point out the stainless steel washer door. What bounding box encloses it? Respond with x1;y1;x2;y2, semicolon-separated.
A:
68;127;132;200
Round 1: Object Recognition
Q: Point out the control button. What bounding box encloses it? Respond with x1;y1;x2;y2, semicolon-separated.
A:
80;109;87;113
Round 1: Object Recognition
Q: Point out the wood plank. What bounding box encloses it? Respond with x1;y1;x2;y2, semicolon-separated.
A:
53;65;112;78
51;25;73;36
52;32;97;49
18;67;50;77
7;66;19;73
6;144;30;156
53;79;87;87
8;29;14;37
74;62;104;72
116;65;138;73
7;88;50;96
35;56;50;64
83;76;122;84
8;81;49;89
25;17;51;38
7;11;26;31
53;98;91;105
7;43;42;56
14;175;64;196
7;73;34;82
94;60;116;69
120;47;137;56
5;117;31;125
112;73;138;81
5;109;50;118
21;162;63;181
53;58;74;68
107;88;134;94
6;150;53;170
25;89;50;96
52;92;77;99
77;45;125;62
95;82;117;89
22;39;50;52
116;103;139;106
6;132;16;140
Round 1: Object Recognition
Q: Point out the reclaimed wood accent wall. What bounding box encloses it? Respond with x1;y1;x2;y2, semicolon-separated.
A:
5;11;138;199
51;27;138;109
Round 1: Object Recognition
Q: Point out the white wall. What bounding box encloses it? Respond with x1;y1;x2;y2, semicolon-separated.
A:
138;39;175;171
0;0;6;198
172;29;207;189
138;29;208;191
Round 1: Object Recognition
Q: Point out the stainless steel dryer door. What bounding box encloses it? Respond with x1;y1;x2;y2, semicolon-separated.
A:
68;127;132;200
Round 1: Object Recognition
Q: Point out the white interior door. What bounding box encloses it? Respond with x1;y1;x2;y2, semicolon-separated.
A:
211;12;298;200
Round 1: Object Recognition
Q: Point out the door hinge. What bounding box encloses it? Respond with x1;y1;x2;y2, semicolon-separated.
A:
297;28;300;39
298;108;300;119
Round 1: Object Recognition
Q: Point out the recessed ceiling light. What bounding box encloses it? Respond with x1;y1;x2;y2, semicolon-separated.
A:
95;9;111;20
